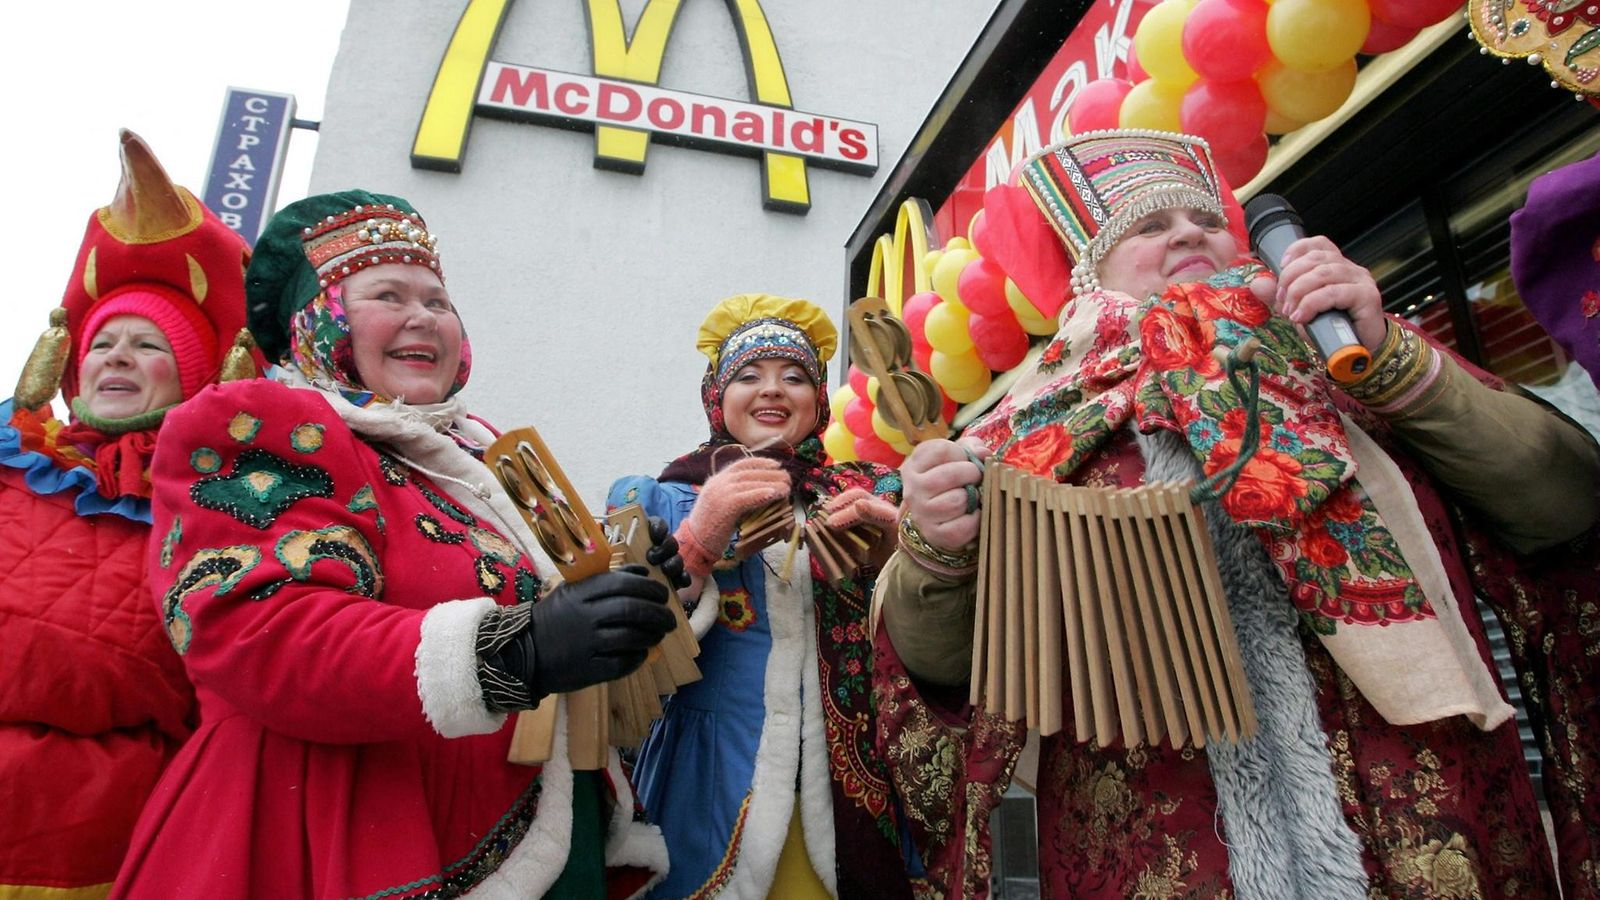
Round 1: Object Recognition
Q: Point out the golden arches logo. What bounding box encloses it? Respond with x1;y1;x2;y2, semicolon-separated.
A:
412;0;878;214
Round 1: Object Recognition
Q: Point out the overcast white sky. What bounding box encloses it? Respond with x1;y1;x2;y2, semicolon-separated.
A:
0;2;351;397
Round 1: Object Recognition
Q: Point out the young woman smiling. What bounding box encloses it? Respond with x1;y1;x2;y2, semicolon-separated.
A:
606;294;923;898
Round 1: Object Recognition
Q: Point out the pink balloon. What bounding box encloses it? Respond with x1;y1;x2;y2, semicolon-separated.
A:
1213;132;1270;189
847;365;869;398
843;396;874;438
902;291;941;344
1361;16;1418;54
1180;79;1267;155
1068;78;1134;135
956;257;1011;318
913;342;934;376
854;433;903;466
941;395;959;422
1183;0;1272;82
1126;41;1149;83
1367;0;1460;29
969;312;1031;372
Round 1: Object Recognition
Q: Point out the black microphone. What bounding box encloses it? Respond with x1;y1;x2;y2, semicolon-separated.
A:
1244;193;1371;381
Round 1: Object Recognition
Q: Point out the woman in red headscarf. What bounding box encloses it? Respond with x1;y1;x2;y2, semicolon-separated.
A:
0;131;262;898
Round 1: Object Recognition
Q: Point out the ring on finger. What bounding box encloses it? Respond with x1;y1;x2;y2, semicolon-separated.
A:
964;483;981;514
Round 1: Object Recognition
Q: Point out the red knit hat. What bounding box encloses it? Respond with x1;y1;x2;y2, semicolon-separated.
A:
78;285;219;400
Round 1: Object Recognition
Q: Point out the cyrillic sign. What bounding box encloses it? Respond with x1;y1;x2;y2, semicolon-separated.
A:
412;0;878;214
204;88;296;244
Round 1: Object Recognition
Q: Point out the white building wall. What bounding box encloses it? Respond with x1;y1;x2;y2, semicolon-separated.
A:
311;0;1000;500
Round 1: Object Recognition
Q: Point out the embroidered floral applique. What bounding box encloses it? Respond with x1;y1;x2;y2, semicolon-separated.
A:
160;517;182;568
227;413;261;444
1582;289;1600;319
377;452;409;486
718;587;757;631
162;546;263;653
419;480;475;525
274;525;384;597
476;557;506;595
290;423;325;454
416;513;465;544
190;448;335;529
190;448;222;474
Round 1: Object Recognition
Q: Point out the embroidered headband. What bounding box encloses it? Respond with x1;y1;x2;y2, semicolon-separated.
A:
1020;129;1226;296
696;293;838;392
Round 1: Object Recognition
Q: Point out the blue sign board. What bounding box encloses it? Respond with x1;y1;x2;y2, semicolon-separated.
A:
204;88;296;245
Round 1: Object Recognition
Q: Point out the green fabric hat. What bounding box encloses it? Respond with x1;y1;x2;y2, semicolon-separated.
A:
245;189;440;362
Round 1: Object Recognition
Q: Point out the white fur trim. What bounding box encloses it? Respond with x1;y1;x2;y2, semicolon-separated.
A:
416;597;507;738
714;543;838;898
689;575;721;639
464;698;575;897
603;750;671;891
797;564;839;896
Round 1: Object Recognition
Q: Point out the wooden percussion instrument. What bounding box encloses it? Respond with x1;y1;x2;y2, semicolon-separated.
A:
972;462;1257;749
485;426;701;769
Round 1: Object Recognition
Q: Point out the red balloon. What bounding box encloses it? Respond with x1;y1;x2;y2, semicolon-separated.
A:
956;257;1011;318
853;433;903;466
902;291;941;344
1361;16;1418;54
968;312;1031;372
1068;78;1134;136
913;342;933;375
1213;132;1270;190
941;395;959;422
847;365;869;398
843;396;874;437
1183;0;1272;82
1126;41;1149;83
1367;0;1460;29
1180;79;1267;155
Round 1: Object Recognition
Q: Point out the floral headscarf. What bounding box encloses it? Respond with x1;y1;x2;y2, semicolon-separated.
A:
286;284;473;408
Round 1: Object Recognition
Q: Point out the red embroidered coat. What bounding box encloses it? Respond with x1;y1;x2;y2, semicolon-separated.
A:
112;380;665;899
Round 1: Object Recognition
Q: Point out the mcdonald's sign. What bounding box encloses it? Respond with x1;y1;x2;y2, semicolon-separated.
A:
412;0;880;214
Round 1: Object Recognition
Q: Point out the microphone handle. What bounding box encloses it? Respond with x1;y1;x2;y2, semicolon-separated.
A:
1304;309;1370;381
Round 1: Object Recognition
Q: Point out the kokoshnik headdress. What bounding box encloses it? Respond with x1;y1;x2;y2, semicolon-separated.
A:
1019;130;1226;297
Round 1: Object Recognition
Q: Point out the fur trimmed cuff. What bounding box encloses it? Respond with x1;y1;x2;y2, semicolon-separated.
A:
415;597;508;738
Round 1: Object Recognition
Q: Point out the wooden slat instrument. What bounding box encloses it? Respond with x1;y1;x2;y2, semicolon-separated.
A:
486;426;701;769
970;462;1257;749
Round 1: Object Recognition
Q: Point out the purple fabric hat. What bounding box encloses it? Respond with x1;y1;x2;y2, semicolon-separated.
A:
1510;150;1600;390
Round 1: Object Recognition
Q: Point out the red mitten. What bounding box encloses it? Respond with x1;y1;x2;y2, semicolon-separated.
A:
675;457;792;577
823;487;899;531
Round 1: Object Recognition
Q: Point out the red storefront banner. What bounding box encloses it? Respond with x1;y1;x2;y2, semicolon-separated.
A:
933;0;1157;240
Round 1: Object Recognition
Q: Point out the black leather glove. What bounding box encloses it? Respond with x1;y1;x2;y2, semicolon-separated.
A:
485;566;674;702
645;515;691;589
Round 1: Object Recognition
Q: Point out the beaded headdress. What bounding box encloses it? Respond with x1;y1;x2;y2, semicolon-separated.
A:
1020;130;1225;296
697;294;837;391
246;190;442;363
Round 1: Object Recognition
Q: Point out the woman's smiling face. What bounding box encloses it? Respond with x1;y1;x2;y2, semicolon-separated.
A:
79;315;183;418
1097;207;1238;299
342;264;463;403
720;358;819;448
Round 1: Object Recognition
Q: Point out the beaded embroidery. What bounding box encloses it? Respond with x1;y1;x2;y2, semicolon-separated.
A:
190;448;335;529
274;525;384;598
162;546;263;653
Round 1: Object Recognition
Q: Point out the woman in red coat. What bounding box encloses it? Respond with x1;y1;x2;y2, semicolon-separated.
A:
0;130;260;898
113;189;680;899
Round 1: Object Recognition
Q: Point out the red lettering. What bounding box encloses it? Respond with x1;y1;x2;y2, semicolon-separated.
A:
554;81;589;115
791;117;825;153
691;103;727;138
491;68;548;108
598;83;641;122
647;97;685;130
839;128;868;161
732;110;765;144
772;110;786;148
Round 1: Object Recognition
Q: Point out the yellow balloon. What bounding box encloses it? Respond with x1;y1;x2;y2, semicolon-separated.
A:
945;236;971;252
1263;107;1306;135
828;385;856;424
1257;57;1357;124
924;249;944;277
1133;0;1199;87
1005;278;1042;318
1118;78;1185;133
871;407;907;444
1266;0;1369;73
823;421;859;462
1017;313;1059;337
932;248;980;309
930;348;989;391
889;436;914;455
865;376;880;405
944;367;993;404
923;301;974;355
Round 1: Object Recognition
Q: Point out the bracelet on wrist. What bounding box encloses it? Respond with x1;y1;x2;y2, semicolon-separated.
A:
897;515;979;576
